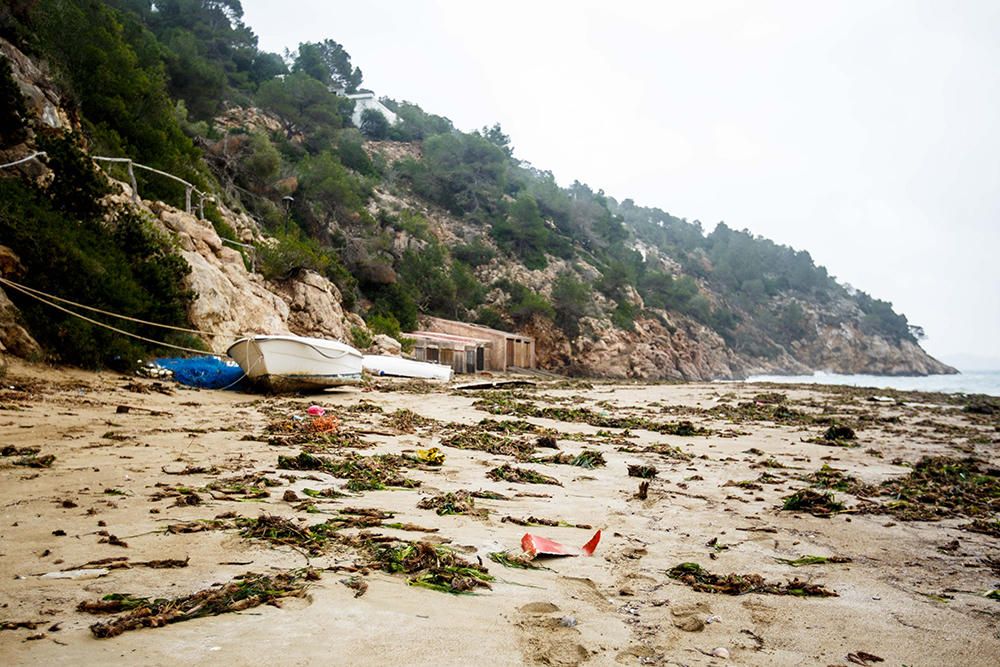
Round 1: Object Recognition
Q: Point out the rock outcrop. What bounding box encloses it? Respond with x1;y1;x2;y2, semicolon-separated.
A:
566;315;746;381
149;202;361;353
0;246;41;359
795;322;956;376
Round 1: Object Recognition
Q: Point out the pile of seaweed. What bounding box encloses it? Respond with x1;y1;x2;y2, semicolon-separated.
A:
667;562;837;597
265;415;368;450
277;451;421;491
383;409;439;433
705;399;817;426
357;537;493;594
438;419;549;460
531;450;606;468
487;464;561;485
856;456;999;522
472;394;709;436
79;569;318;638
417;490;487;517
781;489;846;517
0;446;55;468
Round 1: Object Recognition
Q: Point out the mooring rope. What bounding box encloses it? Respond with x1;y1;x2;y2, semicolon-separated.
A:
0;276;226;337
0;276;219;356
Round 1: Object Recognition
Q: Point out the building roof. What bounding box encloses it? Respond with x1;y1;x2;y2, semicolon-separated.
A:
421;316;534;342
409;331;491;346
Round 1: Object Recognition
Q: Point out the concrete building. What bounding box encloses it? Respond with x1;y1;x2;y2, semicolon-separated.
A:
409;331;490;374
346;91;398;129
416;317;535;372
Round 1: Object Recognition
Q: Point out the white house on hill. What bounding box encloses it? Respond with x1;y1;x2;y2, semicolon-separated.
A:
347;91;398;128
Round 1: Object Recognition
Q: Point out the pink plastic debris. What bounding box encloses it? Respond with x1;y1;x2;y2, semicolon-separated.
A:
306;405;326;416
521;530;601;558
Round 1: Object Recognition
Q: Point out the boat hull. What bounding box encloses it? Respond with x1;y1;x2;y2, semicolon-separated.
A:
362;354;453;381
227;336;363;392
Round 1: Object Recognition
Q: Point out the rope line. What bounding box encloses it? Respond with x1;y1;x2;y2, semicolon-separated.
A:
0;276;225;337
0;277;218;356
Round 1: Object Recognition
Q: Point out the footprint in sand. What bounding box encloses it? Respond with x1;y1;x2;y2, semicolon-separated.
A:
516;601;591;666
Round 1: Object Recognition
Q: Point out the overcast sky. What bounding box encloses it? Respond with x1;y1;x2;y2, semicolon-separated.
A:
241;0;1000;368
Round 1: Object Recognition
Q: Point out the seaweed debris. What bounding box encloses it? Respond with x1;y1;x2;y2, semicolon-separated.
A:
438;425;537;460
487;464;561;485
384;408;439;433
501;515;592;529
361;538;493;594
236;514;337;554
205;472;281;500
488;551;542;569
470;489;510;501
667;562;837;597
417;491;487;518
80;569;317;638
959;518;1000;537
802;423;859;447
277;452;421;491
628;464;658;479
857;456;999;521
265;415;369;450
472;395;710;436
1;448;55;468
707;401;816;426
781;489;845;517
823;424;856;441
806;465;864;493
774;555;852;567
531;450;606;468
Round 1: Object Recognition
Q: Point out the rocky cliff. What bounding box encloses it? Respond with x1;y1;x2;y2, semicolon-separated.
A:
0;34;956;380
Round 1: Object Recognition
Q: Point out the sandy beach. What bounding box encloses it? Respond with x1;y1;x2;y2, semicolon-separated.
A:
0;358;997;666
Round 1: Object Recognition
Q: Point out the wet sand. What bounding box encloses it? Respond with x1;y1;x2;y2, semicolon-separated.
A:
0;358;997;666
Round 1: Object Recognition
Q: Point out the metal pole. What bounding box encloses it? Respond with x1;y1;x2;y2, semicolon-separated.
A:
127;161;139;203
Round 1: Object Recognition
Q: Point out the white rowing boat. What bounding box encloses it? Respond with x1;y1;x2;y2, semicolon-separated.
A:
227;335;363;391
362;354;453;381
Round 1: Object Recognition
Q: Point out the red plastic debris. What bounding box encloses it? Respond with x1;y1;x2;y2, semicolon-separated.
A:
521;530;601;558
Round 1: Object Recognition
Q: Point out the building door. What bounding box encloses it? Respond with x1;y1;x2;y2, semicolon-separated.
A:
505;339;514;369
476;347;485;371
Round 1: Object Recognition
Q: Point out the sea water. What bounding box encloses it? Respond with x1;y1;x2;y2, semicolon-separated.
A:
741;370;1000;397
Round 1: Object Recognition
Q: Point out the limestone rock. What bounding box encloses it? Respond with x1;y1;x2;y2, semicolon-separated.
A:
368;334;401;356
0;286;41;359
149;204;356;353
1;38;73;132
268;270;352;343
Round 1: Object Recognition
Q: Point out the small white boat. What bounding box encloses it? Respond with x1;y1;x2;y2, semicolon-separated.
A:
227;335;363;391
362;354;453;381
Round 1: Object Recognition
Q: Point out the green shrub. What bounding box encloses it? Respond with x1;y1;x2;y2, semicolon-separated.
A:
256;226;331;280
335;129;377;176
453;239;495;267
394;209;432;241
359;108;389;140
350;325;372;349
508;290;554;324
0;178;192;368
475;306;509;331
0;54;29;147
552;271;590;338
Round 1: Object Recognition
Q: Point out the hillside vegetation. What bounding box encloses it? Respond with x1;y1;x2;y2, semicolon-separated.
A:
0;1;948;377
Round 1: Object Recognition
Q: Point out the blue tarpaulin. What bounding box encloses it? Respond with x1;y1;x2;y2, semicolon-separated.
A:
156;356;245;390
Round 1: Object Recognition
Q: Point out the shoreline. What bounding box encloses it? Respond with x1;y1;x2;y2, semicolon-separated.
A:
0;358;997;666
